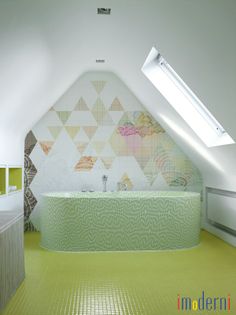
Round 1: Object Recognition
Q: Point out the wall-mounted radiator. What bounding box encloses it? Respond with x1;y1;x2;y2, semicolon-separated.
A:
206;187;236;236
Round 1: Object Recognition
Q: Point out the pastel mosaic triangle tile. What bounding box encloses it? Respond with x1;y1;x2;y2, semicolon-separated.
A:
75;141;89;154
65;126;80;139
92;98;107;124
56;111;71;125
101;157;114;169
109;97;124;111
48;126;63;140
74;97;89;111
93;98;106;111
92;112;106;125
92;80;106;94
74;156;97;172
118;112;131;126
39;141;54;155
83;126;98;139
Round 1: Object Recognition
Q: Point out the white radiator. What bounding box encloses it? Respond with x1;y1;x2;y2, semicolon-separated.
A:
206;187;236;234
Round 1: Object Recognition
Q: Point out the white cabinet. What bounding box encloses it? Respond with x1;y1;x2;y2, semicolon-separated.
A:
0;212;25;310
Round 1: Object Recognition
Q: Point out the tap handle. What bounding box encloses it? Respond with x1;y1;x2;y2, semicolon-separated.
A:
102;175;108;181
117;182;121;191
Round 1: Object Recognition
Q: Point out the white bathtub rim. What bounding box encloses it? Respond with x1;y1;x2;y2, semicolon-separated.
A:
41;191;200;199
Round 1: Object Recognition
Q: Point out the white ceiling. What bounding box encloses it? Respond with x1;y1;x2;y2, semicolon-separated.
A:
0;0;236;188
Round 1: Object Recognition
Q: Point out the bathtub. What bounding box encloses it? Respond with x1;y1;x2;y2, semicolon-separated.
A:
40;191;201;252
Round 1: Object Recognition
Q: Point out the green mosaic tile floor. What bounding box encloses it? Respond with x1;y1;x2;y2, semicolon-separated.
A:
1;231;236;315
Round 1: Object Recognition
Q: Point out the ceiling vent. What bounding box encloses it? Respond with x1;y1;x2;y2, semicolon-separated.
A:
97;8;111;15
96;59;105;63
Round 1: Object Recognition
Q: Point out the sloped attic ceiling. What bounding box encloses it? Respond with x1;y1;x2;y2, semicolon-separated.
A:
0;0;236;189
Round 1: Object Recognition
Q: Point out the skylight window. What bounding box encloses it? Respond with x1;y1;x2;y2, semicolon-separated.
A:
142;47;234;147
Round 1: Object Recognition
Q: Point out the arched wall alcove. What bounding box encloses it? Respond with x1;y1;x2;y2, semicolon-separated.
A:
24;71;202;230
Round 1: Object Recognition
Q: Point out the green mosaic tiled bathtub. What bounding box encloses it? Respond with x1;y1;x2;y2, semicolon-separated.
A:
40;191;201;251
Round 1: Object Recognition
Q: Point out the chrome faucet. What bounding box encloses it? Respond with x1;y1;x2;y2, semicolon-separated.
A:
102;175;108;192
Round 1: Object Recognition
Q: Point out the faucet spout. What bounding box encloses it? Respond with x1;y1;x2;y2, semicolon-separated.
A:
102;175;108;192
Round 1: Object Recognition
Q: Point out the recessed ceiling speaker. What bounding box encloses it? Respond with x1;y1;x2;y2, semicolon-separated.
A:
97;8;111;15
96;59;105;63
